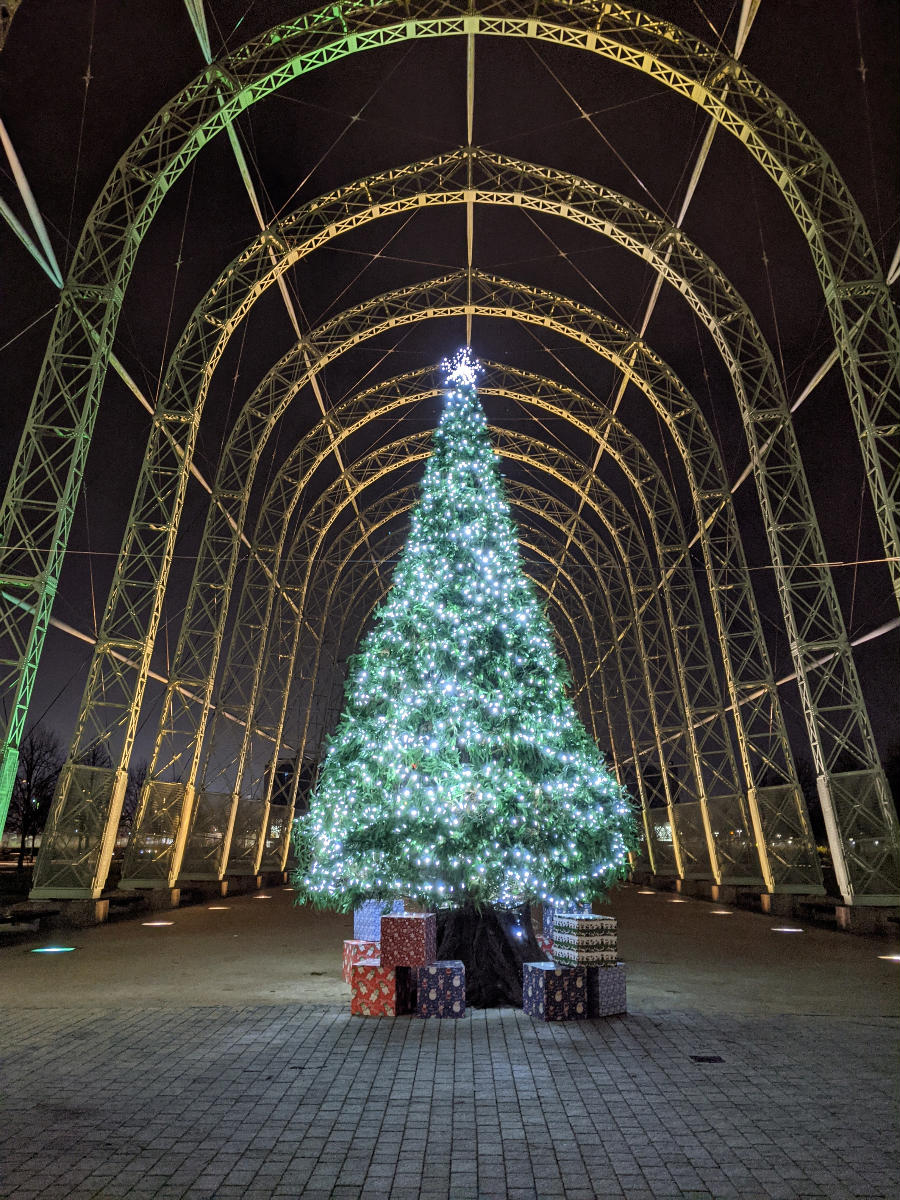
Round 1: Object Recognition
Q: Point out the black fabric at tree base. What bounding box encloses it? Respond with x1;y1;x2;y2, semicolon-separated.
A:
434;903;549;1007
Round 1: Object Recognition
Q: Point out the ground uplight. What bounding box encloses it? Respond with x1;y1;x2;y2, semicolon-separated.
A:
877;954;900;961
637;889;655;895
30;946;75;953
771;927;804;933
254;894;272;900
142;921;174;927
710;909;733;915
208;905;230;910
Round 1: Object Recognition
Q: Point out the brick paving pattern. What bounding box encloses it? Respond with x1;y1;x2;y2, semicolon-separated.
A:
1;1002;897;1199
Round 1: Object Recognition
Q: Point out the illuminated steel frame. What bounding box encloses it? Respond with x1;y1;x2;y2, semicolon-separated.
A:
30;268;895;900
246;366;776;885
2;2;895;901
289;486;751;881
241;440;706;884
295;498;661;853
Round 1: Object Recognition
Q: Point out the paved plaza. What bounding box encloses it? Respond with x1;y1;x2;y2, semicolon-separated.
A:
1;886;898;1199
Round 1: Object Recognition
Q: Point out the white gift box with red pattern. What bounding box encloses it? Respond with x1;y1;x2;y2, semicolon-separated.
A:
342;939;380;983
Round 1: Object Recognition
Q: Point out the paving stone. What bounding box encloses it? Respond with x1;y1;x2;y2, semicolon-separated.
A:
1;1004;899;1199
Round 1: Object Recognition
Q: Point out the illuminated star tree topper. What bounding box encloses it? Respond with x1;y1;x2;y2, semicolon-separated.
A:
294;348;638;913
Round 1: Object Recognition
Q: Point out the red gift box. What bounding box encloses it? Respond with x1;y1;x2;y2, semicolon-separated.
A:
350;958;416;1017
342;939;380;983
380;912;436;969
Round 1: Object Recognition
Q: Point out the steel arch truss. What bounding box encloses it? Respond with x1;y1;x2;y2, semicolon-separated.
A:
224;437;718;887
292;484;748;882
3;0;899;840
162;416;818;892
20;137;892;897
8;5;895;902
32;264;897;898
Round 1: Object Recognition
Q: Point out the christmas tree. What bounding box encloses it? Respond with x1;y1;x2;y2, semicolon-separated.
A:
294;350;637;1002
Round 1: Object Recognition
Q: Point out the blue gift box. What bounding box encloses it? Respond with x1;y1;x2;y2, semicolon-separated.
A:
522;961;587;1021
586;963;626;1017
415;960;467;1018
353;898;404;941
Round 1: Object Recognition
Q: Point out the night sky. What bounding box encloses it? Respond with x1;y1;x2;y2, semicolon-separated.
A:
0;0;897;774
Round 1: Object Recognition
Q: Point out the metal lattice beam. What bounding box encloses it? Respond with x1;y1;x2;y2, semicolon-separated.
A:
246;427;817;887
21;137;889;896
4;1;899;841
291;492;718;880
36;266;893;895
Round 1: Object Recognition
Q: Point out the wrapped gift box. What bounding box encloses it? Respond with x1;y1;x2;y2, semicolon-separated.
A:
542;905;554;939
380;912;436;969
537;934;553;955
416;960;466;1018
552;914;618;966
586;962;626;1017
554;943;618;967
350;958;416;1017
353;898;404;941
542;903;592;940
522;962;587;1022
342;939;380;983
554;913;617;936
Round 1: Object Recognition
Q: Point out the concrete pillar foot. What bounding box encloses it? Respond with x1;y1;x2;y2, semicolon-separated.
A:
760;893;794;917
56;899;110;929
225;875;262;895
144;888;180;912
835;906;899;936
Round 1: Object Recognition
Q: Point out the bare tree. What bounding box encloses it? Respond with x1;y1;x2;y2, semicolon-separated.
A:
9;725;65;868
122;758;148;832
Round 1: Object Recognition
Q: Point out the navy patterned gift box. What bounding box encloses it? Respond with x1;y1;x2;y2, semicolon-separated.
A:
522;961;587;1021
415;960;467;1018
586;962;626;1017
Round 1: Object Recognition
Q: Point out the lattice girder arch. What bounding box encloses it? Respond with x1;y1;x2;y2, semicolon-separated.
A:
136;258;835;890
205;363;742;804
149;265;788;795
250;452;694;881
38;264;888;897
3;0;899;841
123;142;877;813
27;128;893;895
243;426;804;887
180;267;896;898
31;266;827;898
41;162;892;901
293;486;695;879
246;363;765;882
84;146;885;814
